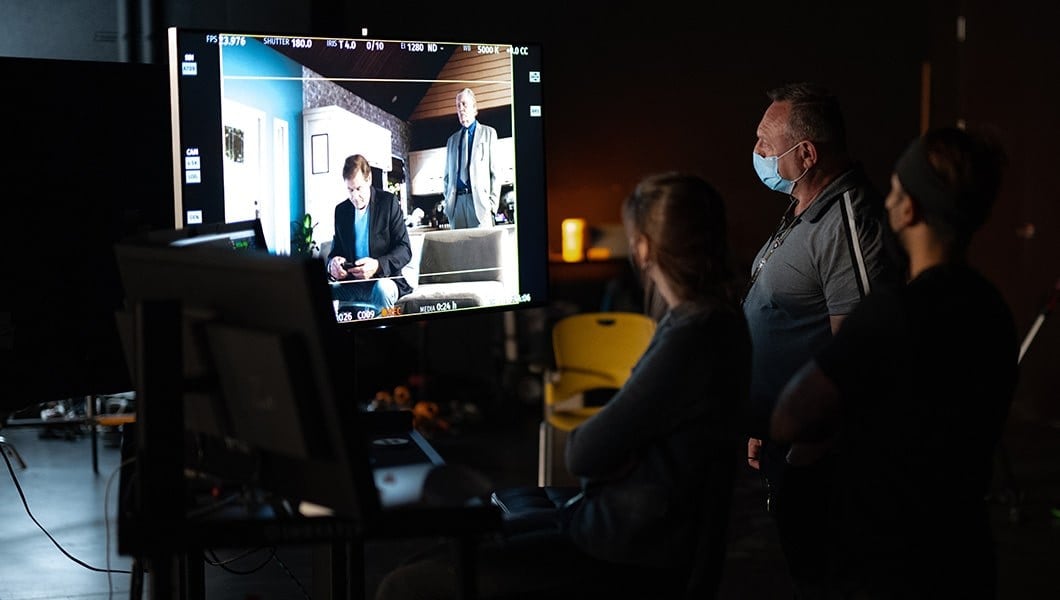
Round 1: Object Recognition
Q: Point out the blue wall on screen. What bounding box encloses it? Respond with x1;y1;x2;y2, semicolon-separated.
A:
221;39;307;225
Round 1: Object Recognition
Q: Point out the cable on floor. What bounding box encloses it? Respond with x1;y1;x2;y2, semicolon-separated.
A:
203;546;312;599
1;441;132;575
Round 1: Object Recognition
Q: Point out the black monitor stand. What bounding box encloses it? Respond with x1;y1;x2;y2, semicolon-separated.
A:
116;253;501;599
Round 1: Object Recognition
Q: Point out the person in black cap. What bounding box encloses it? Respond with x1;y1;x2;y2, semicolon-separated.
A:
770;126;1019;598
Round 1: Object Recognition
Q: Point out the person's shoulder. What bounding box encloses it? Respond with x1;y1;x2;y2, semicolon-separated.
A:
806;168;883;224
920;264;1011;311
373;187;397;202
831;163;878;195
836;163;883;204
668;301;748;340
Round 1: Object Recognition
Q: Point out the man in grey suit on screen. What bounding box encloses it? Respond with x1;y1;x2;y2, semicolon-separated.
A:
443;87;499;228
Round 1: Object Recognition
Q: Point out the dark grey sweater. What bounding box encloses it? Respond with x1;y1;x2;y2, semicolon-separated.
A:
564;301;751;569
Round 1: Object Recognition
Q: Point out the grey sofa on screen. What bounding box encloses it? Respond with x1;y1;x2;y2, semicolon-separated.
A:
397;227;515;315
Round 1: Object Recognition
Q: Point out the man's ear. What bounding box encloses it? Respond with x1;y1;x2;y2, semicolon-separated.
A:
799;141;819;170
900;194;920;228
633;234;651;269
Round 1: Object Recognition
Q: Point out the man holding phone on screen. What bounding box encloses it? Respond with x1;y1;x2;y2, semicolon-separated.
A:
327;154;412;315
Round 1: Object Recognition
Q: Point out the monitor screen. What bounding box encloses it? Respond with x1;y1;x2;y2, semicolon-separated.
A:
166;27;548;328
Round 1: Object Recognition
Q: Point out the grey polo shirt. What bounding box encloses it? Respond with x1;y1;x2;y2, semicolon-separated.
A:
742;166;893;435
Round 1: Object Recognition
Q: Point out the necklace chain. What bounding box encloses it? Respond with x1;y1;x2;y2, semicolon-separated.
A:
742;198;800;303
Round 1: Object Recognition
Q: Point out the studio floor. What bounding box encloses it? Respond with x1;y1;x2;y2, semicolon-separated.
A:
1;401;1059;599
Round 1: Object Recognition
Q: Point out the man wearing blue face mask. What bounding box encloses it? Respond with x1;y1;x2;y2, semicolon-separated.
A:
742;82;898;598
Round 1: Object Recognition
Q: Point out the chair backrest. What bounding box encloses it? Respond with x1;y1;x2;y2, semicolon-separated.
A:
552;311;656;380
418;228;507;285
546;312;656;417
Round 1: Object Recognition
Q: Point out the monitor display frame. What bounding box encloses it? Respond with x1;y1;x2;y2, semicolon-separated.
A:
166;27;549;329
129;218;269;252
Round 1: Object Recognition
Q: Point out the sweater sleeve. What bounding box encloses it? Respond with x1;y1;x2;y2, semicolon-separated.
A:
565;311;733;480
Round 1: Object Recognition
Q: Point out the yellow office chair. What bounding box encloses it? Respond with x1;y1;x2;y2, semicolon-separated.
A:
537;312;656;486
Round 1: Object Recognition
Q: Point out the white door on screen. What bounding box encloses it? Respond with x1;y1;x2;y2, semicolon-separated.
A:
222;98;265;225
270;117;290;254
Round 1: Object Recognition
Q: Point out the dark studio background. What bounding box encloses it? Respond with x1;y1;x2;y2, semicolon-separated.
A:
1;1;1059;598
2;0;1058;447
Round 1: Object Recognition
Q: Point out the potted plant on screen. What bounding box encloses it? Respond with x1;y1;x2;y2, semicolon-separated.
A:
291;213;319;257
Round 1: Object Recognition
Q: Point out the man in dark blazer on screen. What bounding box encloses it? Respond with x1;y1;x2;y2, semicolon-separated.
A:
326;154;412;315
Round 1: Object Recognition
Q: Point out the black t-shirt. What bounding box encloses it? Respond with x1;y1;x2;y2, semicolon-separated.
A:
816;263;1018;594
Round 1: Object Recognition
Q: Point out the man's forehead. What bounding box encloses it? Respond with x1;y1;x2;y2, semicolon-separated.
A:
759;102;790;136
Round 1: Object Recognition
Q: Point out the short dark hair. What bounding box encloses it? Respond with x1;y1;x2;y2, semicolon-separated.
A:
767;82;847;153
622;172;735;304
342;154;371;181
921;126;1006;249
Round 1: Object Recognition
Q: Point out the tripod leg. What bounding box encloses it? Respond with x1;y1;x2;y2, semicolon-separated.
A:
129;557;144;600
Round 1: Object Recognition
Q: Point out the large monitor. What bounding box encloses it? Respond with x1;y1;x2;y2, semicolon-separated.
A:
166;27;548;328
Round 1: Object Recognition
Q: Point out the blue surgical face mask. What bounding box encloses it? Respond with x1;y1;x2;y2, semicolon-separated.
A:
753;142;806;194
